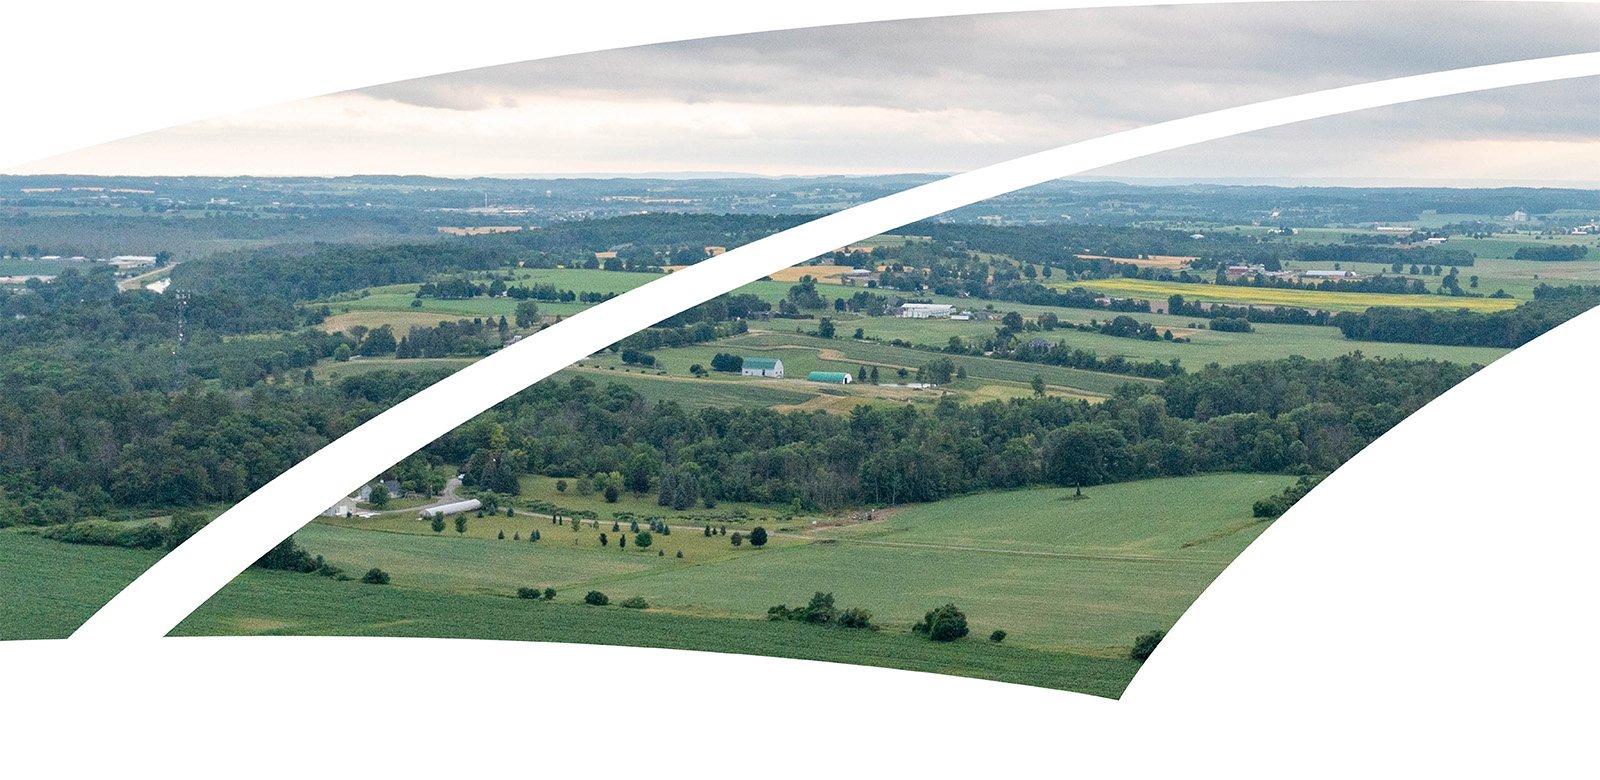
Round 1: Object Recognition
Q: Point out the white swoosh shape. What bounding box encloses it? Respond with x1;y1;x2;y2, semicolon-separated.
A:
71;51;1600;640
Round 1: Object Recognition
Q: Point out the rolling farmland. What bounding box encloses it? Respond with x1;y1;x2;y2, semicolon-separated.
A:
1071;277;1522;313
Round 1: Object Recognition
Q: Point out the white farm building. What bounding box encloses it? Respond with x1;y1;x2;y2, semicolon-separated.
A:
421;499;482;518
741;357;784;378
898;303;956;319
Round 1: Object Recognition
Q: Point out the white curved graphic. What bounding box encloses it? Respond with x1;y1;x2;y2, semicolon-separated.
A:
69;52;1600;640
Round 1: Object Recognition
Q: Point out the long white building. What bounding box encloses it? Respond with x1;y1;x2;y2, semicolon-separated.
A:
898;303;956;319
420;499;482;518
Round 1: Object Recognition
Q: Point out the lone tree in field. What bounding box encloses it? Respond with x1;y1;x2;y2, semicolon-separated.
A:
361;568;391;585
634;531;653;550
748;527;768;547
431;514;445;533
497;529;505;540
599;532;609;547
731;531;743;547
543;588;556;600
913;603;969;642
584;591;610;606
1130;630;1166;663
1031;375;1046;397
556;479;568;493
618;535;626;549
454;513;468;534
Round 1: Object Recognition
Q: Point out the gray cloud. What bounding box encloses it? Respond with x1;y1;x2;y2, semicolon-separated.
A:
358;2;1599;136
18;2;1598;182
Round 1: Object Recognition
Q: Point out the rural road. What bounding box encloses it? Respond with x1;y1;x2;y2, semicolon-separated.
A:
117;262;177;292
414;477;464;514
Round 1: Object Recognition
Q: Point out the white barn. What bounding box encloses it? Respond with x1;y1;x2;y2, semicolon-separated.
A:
898;303;956;319
741;357;784;378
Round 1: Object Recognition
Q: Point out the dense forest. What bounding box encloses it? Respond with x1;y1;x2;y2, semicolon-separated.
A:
0;348;1471;524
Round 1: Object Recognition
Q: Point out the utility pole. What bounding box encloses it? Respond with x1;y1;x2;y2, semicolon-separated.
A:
172;289;189;390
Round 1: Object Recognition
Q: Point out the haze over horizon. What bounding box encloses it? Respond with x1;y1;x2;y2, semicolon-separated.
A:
8;4;1597;187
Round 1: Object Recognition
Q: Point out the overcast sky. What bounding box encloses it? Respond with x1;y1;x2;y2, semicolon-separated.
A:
12;3;1600;185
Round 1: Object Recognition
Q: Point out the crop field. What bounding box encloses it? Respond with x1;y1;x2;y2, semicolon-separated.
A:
1071;277;1521;313
853;313;1508;368
1075;253;1196;269
0;531;161;640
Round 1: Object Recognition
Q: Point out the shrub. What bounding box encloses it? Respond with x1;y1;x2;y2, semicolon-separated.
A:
542;588;556;601
361;568;391;585
731;531;743;546
583;591;609;606
556;479;568;493
620;596;649;609
1130;630;1166;663
634;531;653;549
913;603;969;642
989;630;1008;644
603;485;620;503
516;587;541;599
837;607;874;629
748;526;768;547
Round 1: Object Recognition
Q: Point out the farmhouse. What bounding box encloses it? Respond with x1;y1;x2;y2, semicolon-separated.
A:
421;499;482;518
357;480;402;501
741;357;784;378
898;303;956;319
808;371;853;384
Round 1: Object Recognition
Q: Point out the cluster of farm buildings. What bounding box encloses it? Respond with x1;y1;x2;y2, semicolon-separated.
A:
1223;265;1371;282
739;357;853;384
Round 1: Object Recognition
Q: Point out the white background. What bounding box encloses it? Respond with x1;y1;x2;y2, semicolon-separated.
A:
2;2;1597;777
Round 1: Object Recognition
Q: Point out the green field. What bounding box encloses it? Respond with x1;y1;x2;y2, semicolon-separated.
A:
175;564;1139;696
0;530;1136;696
852;312;1508;368
235;474;1292;656
1072;277;1522;313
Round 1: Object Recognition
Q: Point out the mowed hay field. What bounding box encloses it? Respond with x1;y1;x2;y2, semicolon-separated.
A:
1074;277;1522;313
